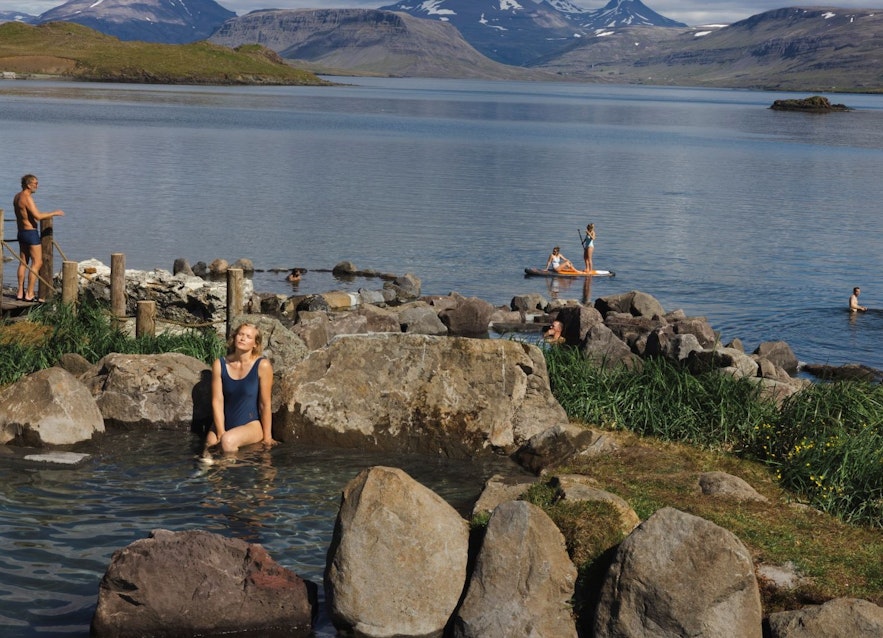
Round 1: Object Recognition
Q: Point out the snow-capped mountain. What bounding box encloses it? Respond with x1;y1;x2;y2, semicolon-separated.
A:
37;0;234;44
380;0;685;65
574;0;685;30
0;11;37;24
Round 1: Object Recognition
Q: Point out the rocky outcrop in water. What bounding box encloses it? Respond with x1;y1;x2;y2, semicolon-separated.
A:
274;333;568;458
0;367;104;445
91;529;316;637
80;352;212;432
770;95;850;112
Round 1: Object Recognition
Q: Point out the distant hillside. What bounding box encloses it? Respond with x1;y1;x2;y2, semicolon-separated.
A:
37;0;234;44
532;7;883;91
209;9;557;80
0;21;328;85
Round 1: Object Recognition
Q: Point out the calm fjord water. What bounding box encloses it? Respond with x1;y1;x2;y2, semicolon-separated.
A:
1;77;882;369
1;78;882;636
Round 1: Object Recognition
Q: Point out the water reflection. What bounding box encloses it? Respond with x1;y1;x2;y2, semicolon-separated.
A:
543;275;592;305
200;449;278;544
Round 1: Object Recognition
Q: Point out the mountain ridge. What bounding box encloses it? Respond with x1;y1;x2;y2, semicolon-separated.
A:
378;0;686;65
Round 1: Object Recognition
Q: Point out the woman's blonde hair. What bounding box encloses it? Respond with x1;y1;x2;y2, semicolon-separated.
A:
226;322;263;356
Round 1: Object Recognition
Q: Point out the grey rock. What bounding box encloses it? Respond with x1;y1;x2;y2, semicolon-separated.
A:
0;367;105;446
698;471;769;502
594;507;762;638
766;597;883;638
275;334;567;457
81;353;212;431
452;500;577;638
325;466;468;638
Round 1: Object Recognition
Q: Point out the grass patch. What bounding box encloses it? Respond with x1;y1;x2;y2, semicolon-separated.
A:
0;297;224;387
545;345;882;527
0;21;330;85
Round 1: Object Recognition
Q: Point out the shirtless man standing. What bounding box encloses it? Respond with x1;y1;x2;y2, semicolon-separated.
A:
13;174;64;302
849;287;867;312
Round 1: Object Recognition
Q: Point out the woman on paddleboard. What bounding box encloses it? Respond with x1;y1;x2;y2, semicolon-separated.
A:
545;246;578;273
581;223;596;273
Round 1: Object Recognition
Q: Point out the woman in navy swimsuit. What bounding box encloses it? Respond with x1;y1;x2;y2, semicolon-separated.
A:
204;323;276;455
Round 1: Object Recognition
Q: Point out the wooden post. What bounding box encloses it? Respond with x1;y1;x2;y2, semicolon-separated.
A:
38;217;54;301
110;252;126;322
62;261;78;307
226;268;243;339
136;300;156;338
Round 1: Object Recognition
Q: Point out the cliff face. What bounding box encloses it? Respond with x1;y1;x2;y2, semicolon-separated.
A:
209;9;556;80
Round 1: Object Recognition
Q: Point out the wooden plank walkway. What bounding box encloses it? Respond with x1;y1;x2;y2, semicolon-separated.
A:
1;289;42;317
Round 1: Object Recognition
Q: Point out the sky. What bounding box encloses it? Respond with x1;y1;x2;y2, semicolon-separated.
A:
8;0;883;27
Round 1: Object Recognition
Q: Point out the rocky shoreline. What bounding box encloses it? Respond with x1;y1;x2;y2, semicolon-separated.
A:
1;258;880;637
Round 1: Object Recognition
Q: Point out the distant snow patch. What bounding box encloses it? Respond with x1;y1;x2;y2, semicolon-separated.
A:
694;31;712;37
421;1;455;17
500;0;523;10
89;0;104;8
595;30;614;37
822;12;836;19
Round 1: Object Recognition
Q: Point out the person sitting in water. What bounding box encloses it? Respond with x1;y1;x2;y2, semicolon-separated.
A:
203;322;277;457
286;268;306;283
849;286;867;312
544;246;580;273
544;319;565;344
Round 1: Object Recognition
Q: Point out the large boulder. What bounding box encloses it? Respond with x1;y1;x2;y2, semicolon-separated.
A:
91;529;316;638
754;340;799;374
580;321;641;371
396;303;448;335
452;500;578;638
765;597;883;637
593;507;762;638
81;353;212;431
325;466;468;638
595;290;666;319
437;294;496;336
0;367;105;446
275;334;568;457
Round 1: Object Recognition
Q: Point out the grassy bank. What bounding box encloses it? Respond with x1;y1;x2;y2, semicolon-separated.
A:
0;298;224;386
0;21;329;85
544;345;882;527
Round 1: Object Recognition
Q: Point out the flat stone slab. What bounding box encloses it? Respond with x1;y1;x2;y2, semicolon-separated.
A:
23;451;91;466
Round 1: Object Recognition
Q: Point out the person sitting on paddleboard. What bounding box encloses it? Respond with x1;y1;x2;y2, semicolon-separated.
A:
581;223;596;273
545;246;579;273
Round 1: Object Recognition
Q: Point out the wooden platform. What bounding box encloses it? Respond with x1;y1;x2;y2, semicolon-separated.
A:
1;289;42;316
